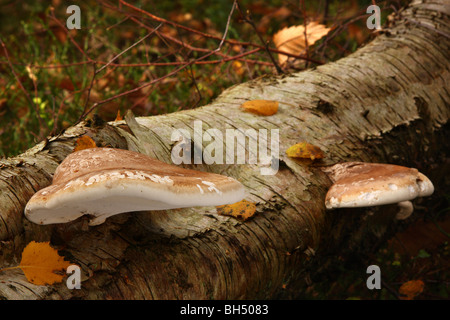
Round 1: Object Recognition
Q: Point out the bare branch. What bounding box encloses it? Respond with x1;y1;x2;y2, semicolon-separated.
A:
96;24;163;74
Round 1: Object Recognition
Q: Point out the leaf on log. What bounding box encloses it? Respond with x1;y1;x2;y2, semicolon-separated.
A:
73;135;97;152
240;100;279;116
115;109;123;122
286;142;325;160
217;200;257;221
19;241;72;286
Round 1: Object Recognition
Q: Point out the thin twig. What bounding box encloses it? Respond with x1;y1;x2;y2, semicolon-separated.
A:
215;0;237;51
235;1;284;74
0;38;45;134
174;24;203;109
79;0;238;120
48;8;93;63
96;24;162;74
381;279;401;299
301;0;310;69
0;38;33;104
80;62;98;121
114;0;322;64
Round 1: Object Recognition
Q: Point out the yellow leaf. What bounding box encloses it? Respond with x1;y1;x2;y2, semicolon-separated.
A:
73;135;97;152
240;100;278;116
286;142;325;160
399;280;425;300
217;200;256;221
273;21;331;65
19;241;72;286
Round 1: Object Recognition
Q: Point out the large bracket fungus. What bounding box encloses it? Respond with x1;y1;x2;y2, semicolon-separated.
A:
25;148;246;226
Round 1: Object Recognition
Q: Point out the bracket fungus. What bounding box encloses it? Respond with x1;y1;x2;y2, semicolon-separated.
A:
25;148;246;226
323;162;434;217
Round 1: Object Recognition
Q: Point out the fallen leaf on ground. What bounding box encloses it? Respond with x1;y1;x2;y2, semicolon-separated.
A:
232;60;245;76
217;200;257;221
273;21;331;65
73;135;97;152
286;142;325;160
399;280;425;300
19;241;72;286
240;100;279;116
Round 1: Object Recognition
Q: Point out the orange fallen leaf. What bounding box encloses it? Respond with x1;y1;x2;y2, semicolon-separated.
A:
399;280;425;300
273;21;331;65
73;135;97;152
240;100;278;116
49;25;68;43
19;241;72;286
217;199;257;221
115;109;123;121
232;60;245;76
286;142;325;160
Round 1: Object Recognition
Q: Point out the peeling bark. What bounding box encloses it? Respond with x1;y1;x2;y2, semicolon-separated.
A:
0;0;449;299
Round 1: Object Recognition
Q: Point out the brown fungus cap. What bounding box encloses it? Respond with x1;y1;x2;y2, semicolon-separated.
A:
324;162;434;209
25;148;246;226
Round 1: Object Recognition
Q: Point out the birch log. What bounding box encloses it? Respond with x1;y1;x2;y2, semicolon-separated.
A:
0;0;448;299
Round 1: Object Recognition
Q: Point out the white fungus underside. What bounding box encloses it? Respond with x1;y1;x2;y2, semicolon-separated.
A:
25;179;246;226
326;174;434;209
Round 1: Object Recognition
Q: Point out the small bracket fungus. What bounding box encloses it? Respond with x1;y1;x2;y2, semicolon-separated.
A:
25;148;246;226
323;162;434;211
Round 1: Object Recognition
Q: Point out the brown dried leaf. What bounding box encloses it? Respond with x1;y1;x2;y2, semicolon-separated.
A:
286;142;325;160
273;21;331;65
399;280;425;300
